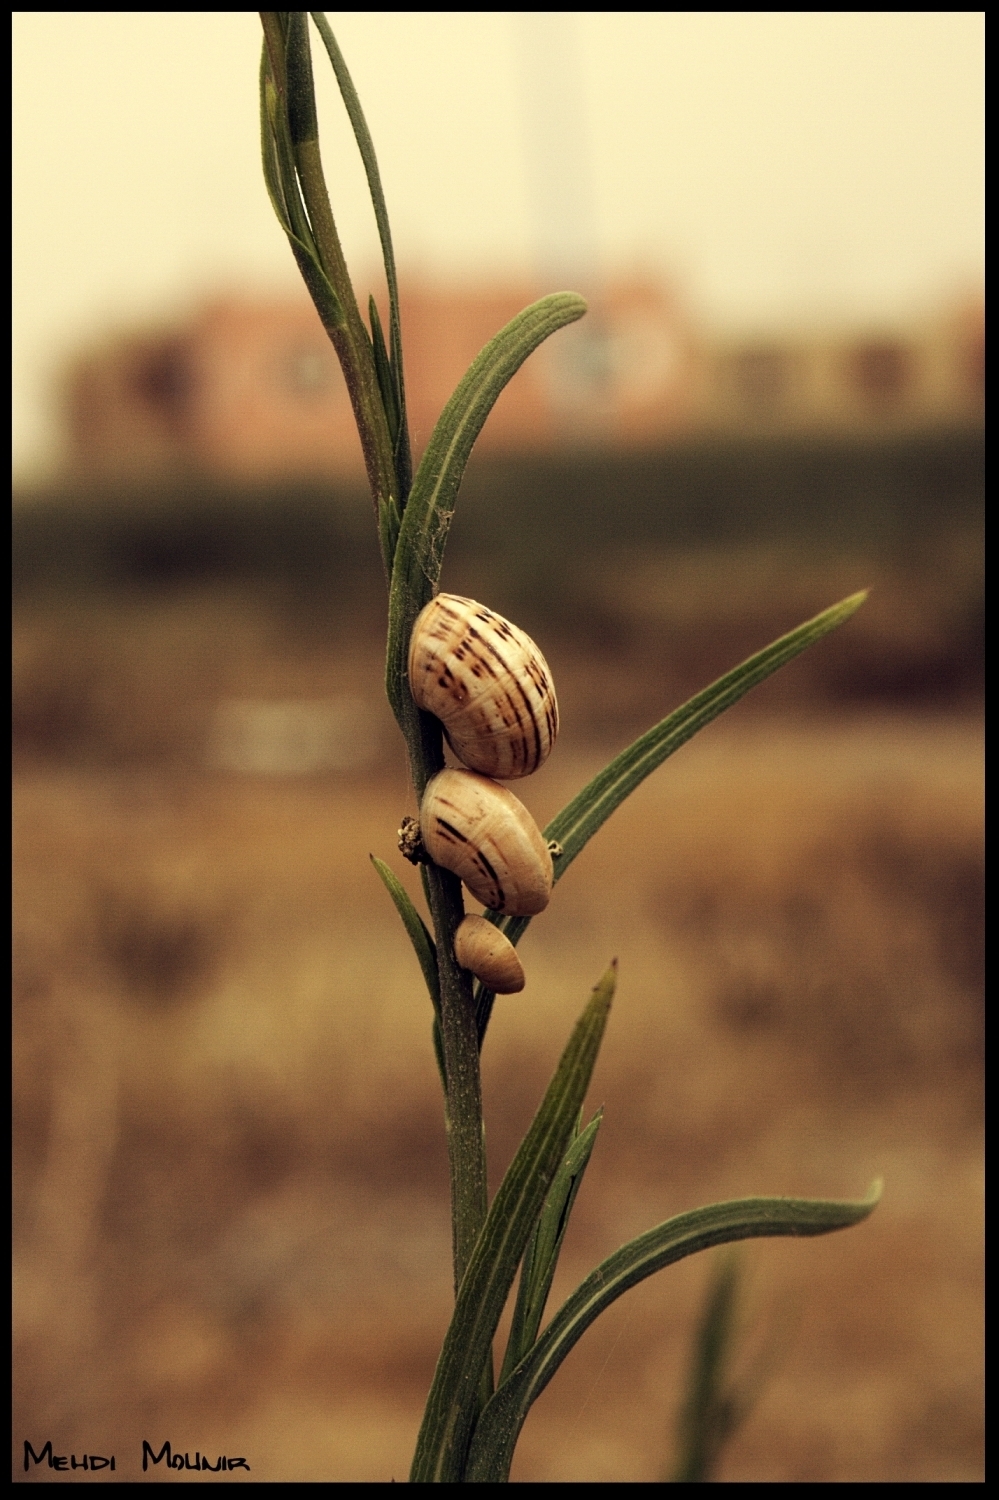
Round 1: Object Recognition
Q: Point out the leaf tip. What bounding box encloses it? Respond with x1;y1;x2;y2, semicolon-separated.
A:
592;959;618;1007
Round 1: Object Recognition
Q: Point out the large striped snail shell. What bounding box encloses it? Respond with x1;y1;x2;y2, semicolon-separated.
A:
408;594;558;778
419;768;553;916
453;914;525;993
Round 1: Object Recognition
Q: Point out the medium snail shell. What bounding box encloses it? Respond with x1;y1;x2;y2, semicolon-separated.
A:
408;594;558;779
419;768;553;916
454;915;525;993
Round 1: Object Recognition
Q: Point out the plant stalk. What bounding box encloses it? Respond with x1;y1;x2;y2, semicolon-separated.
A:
400;706;487;1297
261;6;488;1322
423;862;489;1295
400;707;489;1301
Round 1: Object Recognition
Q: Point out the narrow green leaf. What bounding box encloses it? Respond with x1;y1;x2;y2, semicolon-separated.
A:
378;493;402;575
371;855;446;1090
544;589;868;874
474;590;868;1043
370;855;440;1015
259;10;290;87
369;295;400;445
501;1109;603;1384
672;1251;743;1483
409;964;615;1484
259;39;346;333
465;1181;882;1482
385;292;587;751
310;10;413;501
259;50;295;236
260;42;313;253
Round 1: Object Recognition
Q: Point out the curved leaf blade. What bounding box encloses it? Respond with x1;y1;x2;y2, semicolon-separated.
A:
465;1181;882;1481
475;590;868;1042
544;589;867;873
386;293;588;745
409;964;615;1484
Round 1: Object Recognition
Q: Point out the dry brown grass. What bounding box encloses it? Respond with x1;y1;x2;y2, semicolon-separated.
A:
13;586;982;1482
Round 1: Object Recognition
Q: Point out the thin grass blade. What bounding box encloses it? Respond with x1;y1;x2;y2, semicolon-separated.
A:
545;589;867;872
370;856;439;1013
378;494;403;578
500;1109;603;1384
259;38;345;332
369;295;399;446
409;964;615;1483
475;590;867;1042
259;47;295;235
370;855;446;1088
465;1181;882;1481
671;1251;742;1482
310;9;412;499
385;292;587;748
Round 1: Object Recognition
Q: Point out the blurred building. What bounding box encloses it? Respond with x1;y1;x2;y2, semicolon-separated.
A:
693;300;984;441
61;279;982;483
62;279;695;483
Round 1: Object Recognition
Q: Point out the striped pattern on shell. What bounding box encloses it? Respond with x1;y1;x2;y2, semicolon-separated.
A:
408;594;558;779
419;769;553;916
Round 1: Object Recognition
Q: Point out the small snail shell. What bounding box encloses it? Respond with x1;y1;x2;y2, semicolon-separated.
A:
408;594;558;778
419;768;553;916
454;915;525;993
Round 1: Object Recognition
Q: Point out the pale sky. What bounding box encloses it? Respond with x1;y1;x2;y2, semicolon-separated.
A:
12;11;984;481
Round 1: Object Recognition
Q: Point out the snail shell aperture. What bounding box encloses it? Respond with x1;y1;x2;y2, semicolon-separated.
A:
419;768;553;916
454;914;525;993
408;594;558;779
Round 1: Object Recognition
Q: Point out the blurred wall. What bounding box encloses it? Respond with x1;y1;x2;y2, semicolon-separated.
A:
13;12;984;482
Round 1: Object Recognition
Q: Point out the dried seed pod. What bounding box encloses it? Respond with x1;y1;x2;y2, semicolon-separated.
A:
419;768;553;916
454;914;525;994
408;594;558;778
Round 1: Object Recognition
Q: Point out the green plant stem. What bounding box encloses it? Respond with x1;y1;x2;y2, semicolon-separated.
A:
411;969;615;1482
267;12;487;1303
395;700;488;1298
422;860;489;1296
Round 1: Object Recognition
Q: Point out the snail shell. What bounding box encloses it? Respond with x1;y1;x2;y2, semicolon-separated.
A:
454;914;525;994
419;768;553;916
408;594;558;778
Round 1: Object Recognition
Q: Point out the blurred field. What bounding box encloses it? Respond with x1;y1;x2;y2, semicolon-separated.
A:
13;522;982;1481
